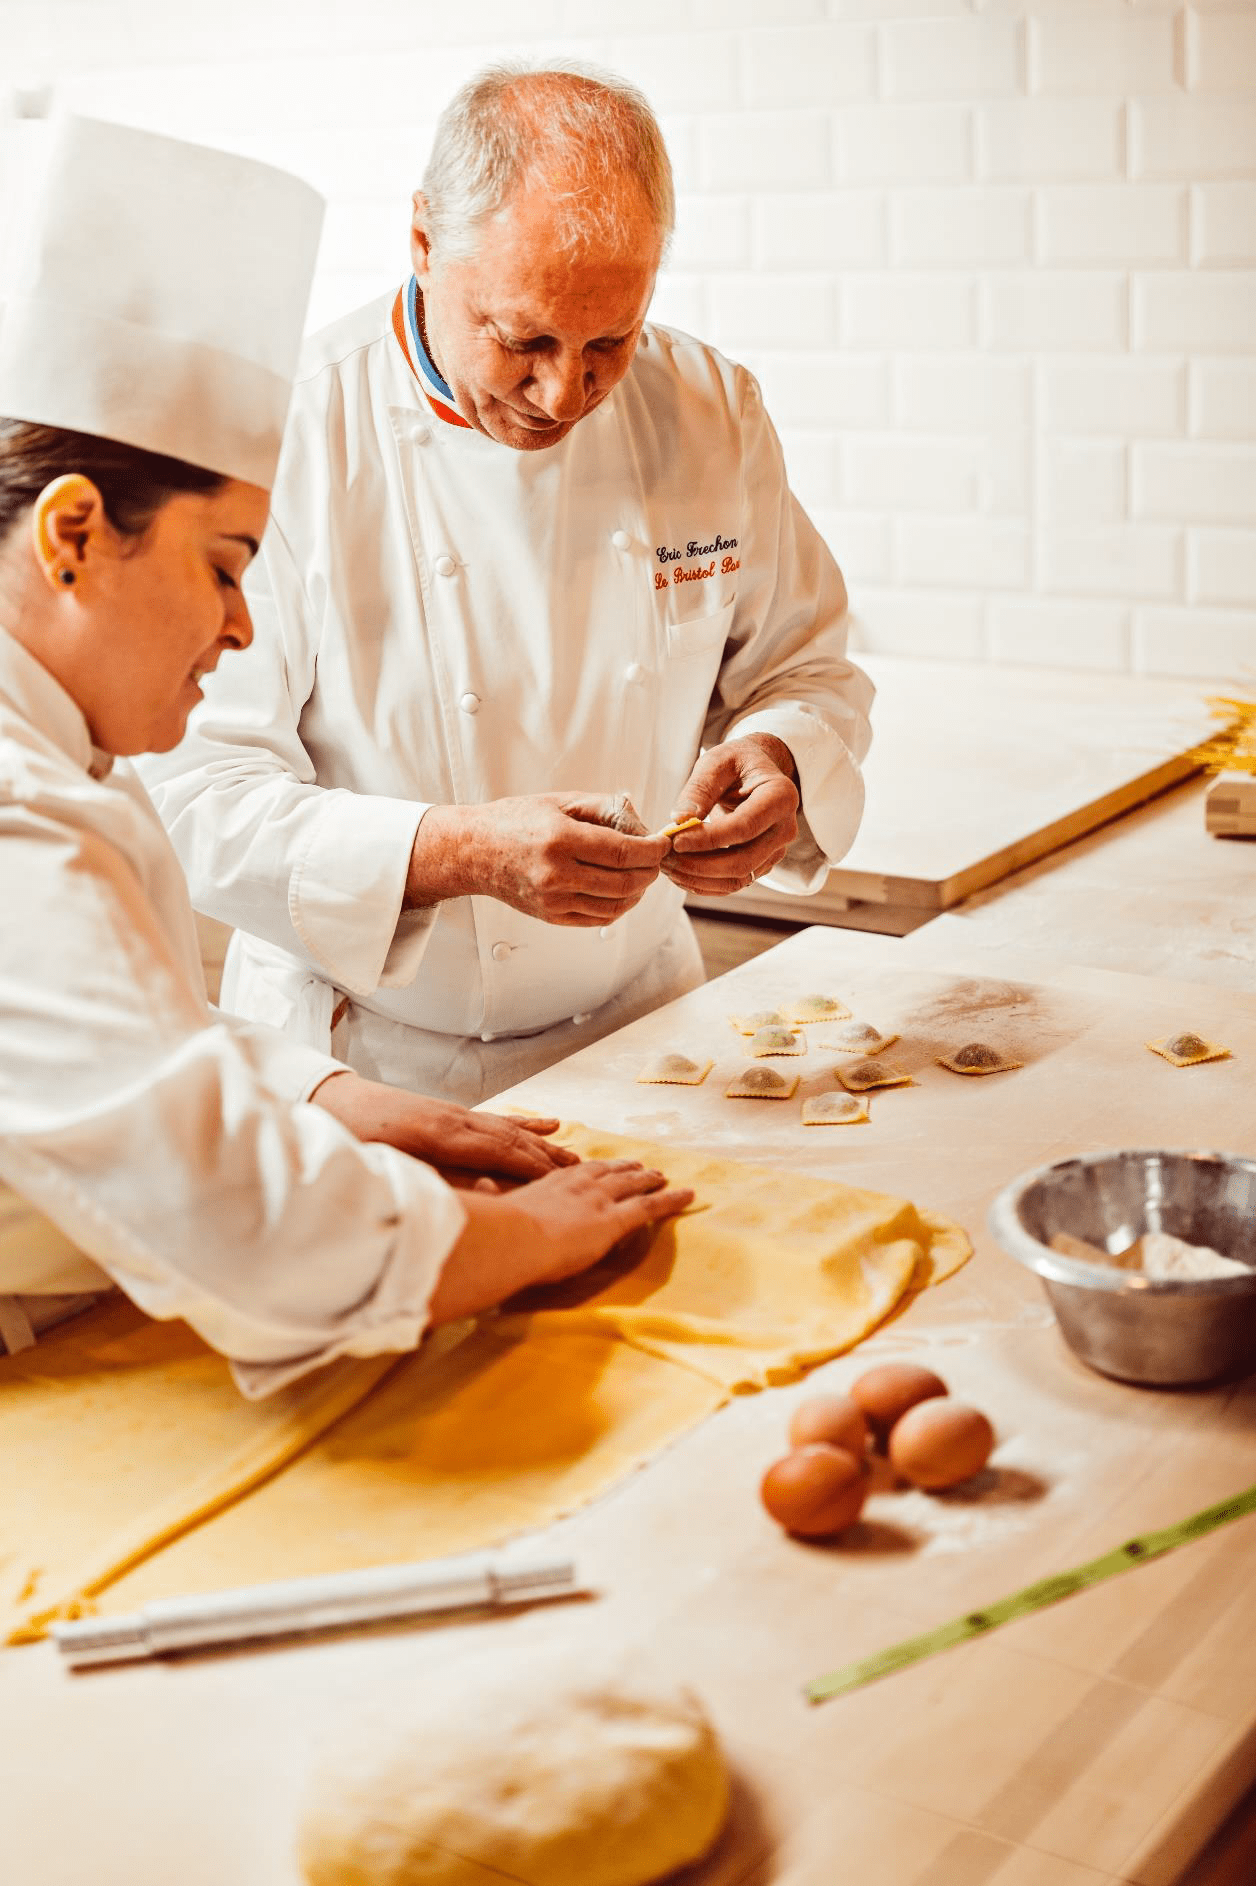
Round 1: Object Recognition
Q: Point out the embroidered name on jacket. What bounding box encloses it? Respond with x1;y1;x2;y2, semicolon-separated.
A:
654;533;740;590
655;534;738;564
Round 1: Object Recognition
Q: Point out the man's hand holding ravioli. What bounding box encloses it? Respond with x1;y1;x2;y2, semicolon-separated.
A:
405;792;670;928
661;733;800;896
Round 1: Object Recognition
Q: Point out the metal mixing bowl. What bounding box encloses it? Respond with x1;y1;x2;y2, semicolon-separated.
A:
988;1149;1256;1387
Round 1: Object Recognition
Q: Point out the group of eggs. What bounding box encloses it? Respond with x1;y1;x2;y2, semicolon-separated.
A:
760;1363;996;1539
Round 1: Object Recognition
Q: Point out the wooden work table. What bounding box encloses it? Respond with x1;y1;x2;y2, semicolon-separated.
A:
3;777;1254;1886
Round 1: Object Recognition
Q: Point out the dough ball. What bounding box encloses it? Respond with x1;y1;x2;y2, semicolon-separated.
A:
296;1645;730;1886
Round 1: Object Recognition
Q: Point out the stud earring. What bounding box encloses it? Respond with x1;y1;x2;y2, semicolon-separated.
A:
57;567;76;586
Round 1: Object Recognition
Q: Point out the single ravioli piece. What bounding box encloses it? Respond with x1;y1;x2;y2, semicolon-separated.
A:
802;1091;870;1127
749;1026;805;1057
728;1008;788;1036
817;1021;899;1057
937;1042;1022;1076
837;1058;914;1094
726;1065;800;1100
786;993;852;1025
658;815;705;839
1146;1031;1232;1068
637;1053;713;1087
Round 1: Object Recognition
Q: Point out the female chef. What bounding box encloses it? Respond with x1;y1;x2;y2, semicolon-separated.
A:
0;116;689;1395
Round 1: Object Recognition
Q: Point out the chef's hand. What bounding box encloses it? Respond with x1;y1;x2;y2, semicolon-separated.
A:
427;1160;694;1323
311;1070;579;1180
661;734;800;895
406;792;670;927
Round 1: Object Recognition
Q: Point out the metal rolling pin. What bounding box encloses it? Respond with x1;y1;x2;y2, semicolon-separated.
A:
51;1554;584;1668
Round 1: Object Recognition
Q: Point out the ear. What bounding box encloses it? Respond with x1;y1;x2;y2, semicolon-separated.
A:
30;475;110;594
409;191;435;283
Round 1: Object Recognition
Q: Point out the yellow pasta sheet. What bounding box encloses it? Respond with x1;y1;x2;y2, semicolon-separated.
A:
532;1126;971;1389
1;1125;969;1641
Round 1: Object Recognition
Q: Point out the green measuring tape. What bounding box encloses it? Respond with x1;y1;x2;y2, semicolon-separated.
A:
805;1481;1256;1706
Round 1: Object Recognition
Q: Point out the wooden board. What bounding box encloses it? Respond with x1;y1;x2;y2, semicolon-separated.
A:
691;657;1219;931
923;776;1256;994
5;926;1255;1886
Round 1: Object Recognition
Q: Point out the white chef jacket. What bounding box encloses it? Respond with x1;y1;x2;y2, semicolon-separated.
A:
142;288;874;1104
0;627;466;1395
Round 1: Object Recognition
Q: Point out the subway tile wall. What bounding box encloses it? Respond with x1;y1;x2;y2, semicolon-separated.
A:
2;0;1254;679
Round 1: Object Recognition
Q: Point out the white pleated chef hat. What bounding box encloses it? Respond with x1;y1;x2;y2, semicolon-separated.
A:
0;115;323;489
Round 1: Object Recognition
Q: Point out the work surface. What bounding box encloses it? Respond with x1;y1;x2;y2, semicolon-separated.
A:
5;794;1256;1886
694;657;1217;933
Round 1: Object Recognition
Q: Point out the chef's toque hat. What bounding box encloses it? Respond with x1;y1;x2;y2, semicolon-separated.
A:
0;116;323;489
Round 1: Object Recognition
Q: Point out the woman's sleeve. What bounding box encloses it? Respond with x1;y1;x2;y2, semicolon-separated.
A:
0;800;465;1398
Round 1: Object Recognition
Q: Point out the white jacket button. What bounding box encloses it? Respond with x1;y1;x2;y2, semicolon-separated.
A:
571;1012;592;1025
480;1030;495;1043
434;554;456;577
599;926;613;939
491;941;511;962
412;424;430;445
624;661;645;684
611;529;631;551
459;692;480;714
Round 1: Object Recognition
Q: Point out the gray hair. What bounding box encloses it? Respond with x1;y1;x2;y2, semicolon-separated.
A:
420;62;675;263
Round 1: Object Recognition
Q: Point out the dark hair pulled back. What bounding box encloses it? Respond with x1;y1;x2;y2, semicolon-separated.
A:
0;420;226;544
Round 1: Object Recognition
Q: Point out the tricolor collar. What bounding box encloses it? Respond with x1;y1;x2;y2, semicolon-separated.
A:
392;277;471;429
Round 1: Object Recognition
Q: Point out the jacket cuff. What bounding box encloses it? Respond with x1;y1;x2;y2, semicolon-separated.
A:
727;704;866;896
213;1010;344;1102
229;1142;467;1397
288;790;429;996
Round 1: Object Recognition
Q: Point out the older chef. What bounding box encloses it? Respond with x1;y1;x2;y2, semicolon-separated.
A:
0;116;689;1392
144;63;874;1106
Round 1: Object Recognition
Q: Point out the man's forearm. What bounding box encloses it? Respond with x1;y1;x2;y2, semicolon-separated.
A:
403;804;478;910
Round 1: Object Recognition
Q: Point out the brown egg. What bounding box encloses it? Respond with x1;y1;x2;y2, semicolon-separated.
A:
787;1394;868;1457
850;1363;948;1448
760;1444;868;1538
889;1400;995;1490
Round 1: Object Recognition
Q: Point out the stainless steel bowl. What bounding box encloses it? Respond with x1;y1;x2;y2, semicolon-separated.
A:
988;1149;1256;1387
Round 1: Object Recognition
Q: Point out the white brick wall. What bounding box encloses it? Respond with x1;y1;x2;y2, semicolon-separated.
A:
1029;15;1178;93
1042;440;1128;524
1191;361;1256;439
2;0;1254;682
1191;182;1256;265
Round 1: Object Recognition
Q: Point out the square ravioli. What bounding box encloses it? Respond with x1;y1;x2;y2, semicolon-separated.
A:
786;993;852;1025
817;1021;899;1057
728;1008;788;1036
636;1053;713;1086
836;1058;913;1093
801;1091;869;1126
1146;1031;1232;1068
936;1042;1022;1076
726;1065;800;1100
749;1026;805;1057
